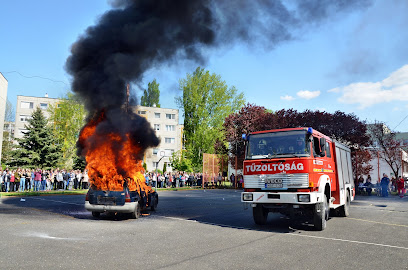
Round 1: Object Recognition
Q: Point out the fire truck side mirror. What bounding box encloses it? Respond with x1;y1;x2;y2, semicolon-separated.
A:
319;137;326;157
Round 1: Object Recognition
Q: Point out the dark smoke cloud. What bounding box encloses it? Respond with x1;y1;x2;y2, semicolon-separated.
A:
66;0;371;113
66;0;371;156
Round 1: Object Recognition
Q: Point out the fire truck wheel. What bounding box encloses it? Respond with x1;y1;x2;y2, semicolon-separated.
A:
313;194;328;231
253;204;268;225
338;192;350;217
92;212;100;218
131;202;141;219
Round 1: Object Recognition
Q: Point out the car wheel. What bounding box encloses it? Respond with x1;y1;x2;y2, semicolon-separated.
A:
313;194;328;231
92;211;100;218
151;194;158;211
131;202;141;219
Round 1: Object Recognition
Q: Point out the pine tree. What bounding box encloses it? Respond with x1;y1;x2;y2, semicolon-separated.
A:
8;107;61;169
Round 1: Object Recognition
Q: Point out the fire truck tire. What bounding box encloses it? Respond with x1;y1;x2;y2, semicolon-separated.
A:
313;194;328;231
338;192;350;217
253;204;268;225
131;202;141;219
92;211;100;218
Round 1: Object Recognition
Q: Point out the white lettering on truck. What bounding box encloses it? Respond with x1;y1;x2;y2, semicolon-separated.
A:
245;162;304;173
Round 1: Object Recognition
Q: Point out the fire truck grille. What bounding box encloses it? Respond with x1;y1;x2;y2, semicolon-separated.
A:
244;173;309;189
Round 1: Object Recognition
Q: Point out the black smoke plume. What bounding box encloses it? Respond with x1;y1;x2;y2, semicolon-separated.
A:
66;0;371;156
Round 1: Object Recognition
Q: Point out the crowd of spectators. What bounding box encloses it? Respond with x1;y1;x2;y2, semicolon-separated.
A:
144;171;203;188
357;174;407;197
0;168;242;193
143;171;242;189
0;168;89;192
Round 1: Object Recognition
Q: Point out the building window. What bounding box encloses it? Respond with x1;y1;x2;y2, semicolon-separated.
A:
166;113;175;120
20;115;30;122
154;124;160;131
21;101;34;109
153;149;159;155
155;113;161;118
165;137;175;144
165;149;174;156
138;111;146;115
40;103;48;110
166;125;175;131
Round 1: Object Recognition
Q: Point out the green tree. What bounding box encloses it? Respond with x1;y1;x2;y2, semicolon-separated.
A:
176;67;245;170
170;150;193;172
8;107;61;169
140;79;160;107
48;92;86;168
2;99;15;165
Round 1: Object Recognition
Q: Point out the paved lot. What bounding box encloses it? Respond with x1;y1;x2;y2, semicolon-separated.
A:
0;189;407;270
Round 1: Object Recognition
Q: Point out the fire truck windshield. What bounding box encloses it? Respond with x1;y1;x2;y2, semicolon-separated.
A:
246;130;310;159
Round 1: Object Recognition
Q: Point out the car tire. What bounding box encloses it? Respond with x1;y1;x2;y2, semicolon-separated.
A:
150;194;158;211
131;202;141;219
92;211;100;218
313;194;328;231
253;204;268;225
338;191;350;217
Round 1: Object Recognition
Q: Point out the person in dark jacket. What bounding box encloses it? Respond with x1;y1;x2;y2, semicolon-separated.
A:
380;173;390;197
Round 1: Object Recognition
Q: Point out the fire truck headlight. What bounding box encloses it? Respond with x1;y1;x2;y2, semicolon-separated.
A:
298;194;310;202
243;193;253;201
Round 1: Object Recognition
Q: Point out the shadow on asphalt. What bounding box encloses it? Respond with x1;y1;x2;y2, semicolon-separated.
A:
4;191;405;233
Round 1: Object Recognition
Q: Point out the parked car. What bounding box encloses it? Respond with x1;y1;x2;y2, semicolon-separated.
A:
85;187;158;218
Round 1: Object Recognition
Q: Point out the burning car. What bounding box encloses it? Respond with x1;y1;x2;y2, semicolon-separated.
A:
85;182;158;218
78;109;161;219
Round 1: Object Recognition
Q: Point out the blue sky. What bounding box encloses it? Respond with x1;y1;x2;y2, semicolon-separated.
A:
1;0;408;132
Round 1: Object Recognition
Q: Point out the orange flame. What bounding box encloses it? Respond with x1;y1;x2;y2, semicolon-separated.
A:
79;112;152;195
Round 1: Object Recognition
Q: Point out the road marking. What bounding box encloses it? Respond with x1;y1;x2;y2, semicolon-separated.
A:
29;197;83;206
156;215;408;250
22;232;85;241
289;234;408;250
346;217;408;228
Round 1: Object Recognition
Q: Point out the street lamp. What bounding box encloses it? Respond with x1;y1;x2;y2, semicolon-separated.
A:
155;150;166;191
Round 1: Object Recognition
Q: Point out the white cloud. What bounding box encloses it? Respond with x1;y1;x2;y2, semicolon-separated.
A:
330;64;408;108
297;90;321;99
280;95;294;101
328;87;340;93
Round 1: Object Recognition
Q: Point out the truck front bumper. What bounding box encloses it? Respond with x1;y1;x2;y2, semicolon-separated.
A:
241;192;323;205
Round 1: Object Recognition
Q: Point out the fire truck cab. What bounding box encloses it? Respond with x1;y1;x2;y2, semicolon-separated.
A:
241;127;354;230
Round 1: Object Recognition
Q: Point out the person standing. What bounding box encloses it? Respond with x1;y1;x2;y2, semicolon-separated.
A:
82;169;89;189
0;169;4;192
380;173;390;197
30;169;35;191
397;176;405;198
18;168;27;192
41;170;47;191
230;173;235;188
15;169;21;192
10;170;15;192
34;169;41;192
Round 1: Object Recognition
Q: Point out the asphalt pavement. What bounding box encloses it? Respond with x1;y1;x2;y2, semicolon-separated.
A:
0;189;407;270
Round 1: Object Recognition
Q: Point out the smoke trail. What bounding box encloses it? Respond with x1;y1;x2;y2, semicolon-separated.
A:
66;0;371;113
66;0;371;157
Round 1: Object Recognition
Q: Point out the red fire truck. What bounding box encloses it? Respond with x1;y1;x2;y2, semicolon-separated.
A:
241;127;354;230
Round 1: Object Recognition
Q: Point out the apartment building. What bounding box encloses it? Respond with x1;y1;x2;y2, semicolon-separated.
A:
14;94;61;139
0;73;8;162
133;105;183;172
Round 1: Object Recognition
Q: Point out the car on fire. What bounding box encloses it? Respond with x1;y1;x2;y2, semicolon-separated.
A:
85;186;158;218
